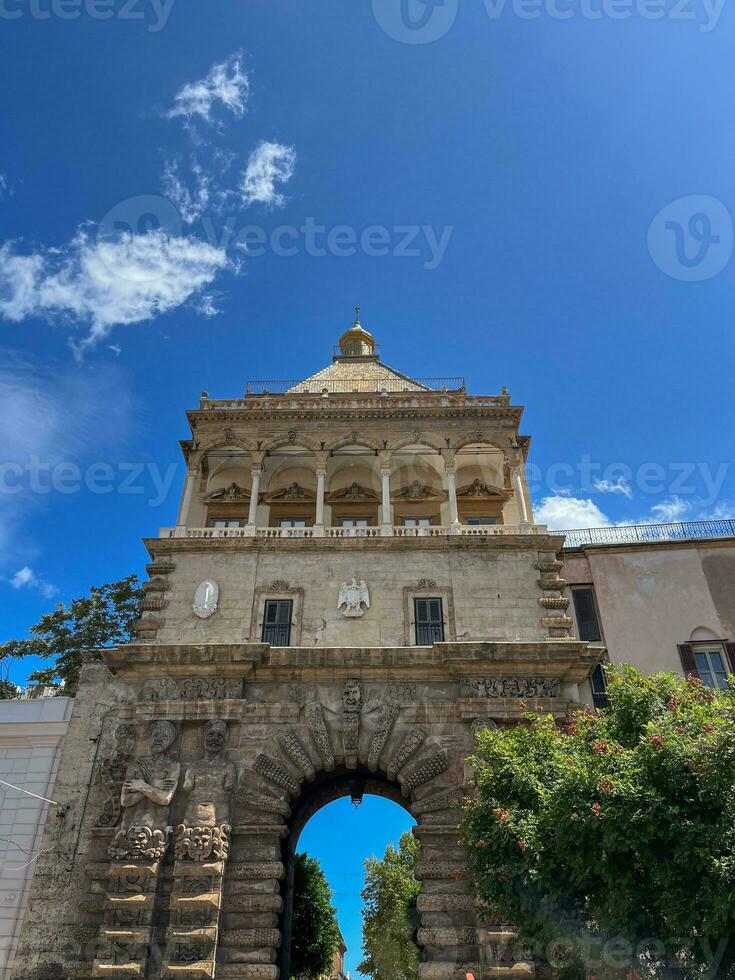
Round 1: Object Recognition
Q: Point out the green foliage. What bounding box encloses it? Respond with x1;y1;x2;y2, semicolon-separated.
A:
0;575;142;694
0;678;19;699
460;664;735;978
358;831;421;980
290;852;341;979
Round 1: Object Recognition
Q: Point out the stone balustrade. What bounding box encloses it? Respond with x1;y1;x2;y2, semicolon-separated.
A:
158;524;547;540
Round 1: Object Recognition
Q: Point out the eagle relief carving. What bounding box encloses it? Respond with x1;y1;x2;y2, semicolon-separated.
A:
338;578;370;618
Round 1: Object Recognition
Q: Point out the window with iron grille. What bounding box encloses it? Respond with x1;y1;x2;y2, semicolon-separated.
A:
414;597;444;645
262;599;292;646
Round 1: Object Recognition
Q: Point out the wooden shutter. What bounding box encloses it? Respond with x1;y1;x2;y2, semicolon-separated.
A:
726;643;735;674
572;588;602;642
677;643;698;679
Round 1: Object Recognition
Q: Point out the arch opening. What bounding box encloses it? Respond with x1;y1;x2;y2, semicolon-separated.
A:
280;766;416;979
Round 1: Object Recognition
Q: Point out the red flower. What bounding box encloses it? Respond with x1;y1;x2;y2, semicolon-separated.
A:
591;802;602;818
591;740;609;755
598;778;614;794
492;807;511;824
648;735;665;750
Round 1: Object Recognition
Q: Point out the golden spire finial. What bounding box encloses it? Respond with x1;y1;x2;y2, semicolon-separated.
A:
354;305;361;324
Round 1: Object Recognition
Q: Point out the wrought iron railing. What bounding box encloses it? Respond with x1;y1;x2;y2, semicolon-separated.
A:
261;623;291;646
244;376;466;395
415;623;445;645
554;519;735;549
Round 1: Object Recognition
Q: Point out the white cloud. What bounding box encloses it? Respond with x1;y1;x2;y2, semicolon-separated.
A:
593;476;633;498
534;495;611;531
165;52;250;124
162;159;212;224
0;174;7;198
10;566;58;599
650;495;691;522
0;228;229;349
239;141;296;207
700;499;735;520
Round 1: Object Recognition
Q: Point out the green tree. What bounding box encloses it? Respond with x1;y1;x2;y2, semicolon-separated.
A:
461;665;735;979
0;575;142;694
290;852;341;979
358;831;421;980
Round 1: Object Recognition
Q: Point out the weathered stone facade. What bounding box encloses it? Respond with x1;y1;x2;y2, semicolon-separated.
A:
11;319;600;980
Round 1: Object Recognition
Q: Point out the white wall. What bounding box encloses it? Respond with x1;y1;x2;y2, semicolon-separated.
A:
0;698;72;980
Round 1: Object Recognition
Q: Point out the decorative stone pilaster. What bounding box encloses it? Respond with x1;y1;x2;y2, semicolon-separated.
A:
536;550;573;637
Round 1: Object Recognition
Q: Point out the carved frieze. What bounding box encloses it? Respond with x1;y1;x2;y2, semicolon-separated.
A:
460;676;561;699
140;677;242;701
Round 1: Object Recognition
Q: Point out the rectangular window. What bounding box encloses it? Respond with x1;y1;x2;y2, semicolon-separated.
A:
414;597;445;645
403;518;433;527
338;518;370;527
465;517;498;526
277;519;309;528
694;645;729;690
572;587;602;642
210;519;243;528
262;599;292;646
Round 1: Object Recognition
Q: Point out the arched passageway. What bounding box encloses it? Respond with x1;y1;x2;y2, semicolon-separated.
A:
279;768;415;978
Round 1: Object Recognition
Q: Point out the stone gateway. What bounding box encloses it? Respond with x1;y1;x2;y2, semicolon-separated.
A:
11;316;601;980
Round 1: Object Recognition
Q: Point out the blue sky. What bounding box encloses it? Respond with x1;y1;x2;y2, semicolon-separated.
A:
1;0;734;965
299;795;415;975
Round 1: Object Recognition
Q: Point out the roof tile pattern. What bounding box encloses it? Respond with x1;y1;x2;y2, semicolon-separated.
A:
287;358;428;394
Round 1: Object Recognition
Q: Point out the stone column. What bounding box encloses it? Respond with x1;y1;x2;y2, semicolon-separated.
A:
444;463;460;527
176;465;197;530
511;464;531;524
315;468;326;528
381;466;393;529
248;468;261;527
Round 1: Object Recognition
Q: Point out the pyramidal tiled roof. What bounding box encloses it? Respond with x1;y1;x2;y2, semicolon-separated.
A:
287;357;428;394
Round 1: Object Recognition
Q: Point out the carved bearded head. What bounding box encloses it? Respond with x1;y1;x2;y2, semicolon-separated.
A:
342;679;363;714
149;720;176;755
204;719;227;755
